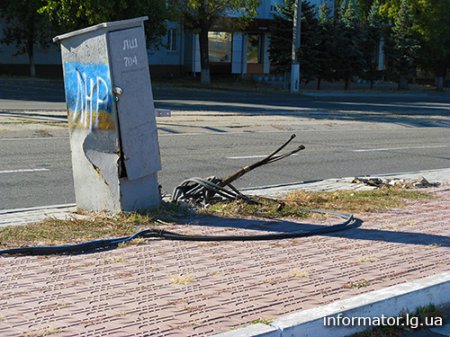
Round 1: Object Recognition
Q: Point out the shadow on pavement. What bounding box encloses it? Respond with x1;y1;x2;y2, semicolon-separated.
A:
1;77;449;128
176;215;450;248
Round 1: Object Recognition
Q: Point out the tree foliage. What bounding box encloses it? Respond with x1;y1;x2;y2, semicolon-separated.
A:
335;0;365;89
268;0;319;83
384;0;420;89
0;0;53;77
298;2;321;83
315;3;337;88
270;0;383;90
268;0;294;72
414;0;450;90
361;0;385;87
39;0;170;45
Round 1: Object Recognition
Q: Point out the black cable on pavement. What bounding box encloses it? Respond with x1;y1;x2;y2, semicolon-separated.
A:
0;209;357;255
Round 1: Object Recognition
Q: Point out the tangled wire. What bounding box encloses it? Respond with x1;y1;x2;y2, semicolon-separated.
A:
172;134;305;205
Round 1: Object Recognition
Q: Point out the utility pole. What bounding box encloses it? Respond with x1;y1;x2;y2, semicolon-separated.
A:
290;0;302;93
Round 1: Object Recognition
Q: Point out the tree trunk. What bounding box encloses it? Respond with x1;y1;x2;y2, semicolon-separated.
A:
199;25;210;85
344;78;349;90
398;76;409;90
369;65;375;89
27;37;36;78
316;77;321;90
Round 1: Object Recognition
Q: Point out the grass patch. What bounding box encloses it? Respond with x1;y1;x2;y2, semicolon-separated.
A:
0;215;138;249
207;271;225;277
284;188;433;214
205;188;432;219
356;256;380;263
346;280;370;288
170;274;192;285
23;326;62;337
290;268;310;278
249;318;273;325
101;257;128;264
205;197;312;219
0;202;188;249
148;201;191;222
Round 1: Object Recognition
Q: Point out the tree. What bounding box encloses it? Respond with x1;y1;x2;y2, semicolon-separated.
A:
315;3;337;89
335;0;365;89
361;0;385;88
336;0;370;14
269;0;319;83
414;0;450;90
379;0;402;19
384;0;420;89
39;0;170;47
170;0;259;85
298;2;321;84
0;0;52;77
356;0;376;19
269;0;295;73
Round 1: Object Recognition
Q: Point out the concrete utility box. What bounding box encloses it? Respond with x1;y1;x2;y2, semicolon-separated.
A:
54;17;161;212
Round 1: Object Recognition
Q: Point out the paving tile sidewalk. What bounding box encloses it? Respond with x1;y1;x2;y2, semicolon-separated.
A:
1;185;449;336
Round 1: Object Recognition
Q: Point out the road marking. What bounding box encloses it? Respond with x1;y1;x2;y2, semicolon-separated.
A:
353;145;449;152
0;168;49;174
0;137;67;141
159;132;201;137
155;99;314;112
227;154;298;160
334;101;450;110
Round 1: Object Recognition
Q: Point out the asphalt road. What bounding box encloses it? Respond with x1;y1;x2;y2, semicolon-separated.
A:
1;78;450;209
1;126;450;210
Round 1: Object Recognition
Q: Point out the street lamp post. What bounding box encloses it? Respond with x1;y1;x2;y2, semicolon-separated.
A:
290;0;302;93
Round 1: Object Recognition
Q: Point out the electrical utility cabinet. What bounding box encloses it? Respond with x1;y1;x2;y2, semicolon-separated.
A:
54;17;161;212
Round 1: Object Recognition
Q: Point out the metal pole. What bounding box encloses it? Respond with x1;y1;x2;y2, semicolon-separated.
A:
290;0;302;93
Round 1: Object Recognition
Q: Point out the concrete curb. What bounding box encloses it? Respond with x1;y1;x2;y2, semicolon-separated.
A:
1;167;450;227
0;203;76;215
301;90;449;98
244;168;450;197
213;271;450;337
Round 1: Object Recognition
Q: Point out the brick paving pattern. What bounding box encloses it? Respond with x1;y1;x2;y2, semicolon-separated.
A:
1;188;449;336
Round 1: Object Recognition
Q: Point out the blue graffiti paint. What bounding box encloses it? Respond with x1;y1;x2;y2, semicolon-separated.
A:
63;62;114;130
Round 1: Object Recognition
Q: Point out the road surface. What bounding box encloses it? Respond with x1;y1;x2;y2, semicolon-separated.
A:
1;78;449;209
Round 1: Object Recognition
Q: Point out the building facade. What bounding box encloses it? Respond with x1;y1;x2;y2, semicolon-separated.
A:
0;0;334;78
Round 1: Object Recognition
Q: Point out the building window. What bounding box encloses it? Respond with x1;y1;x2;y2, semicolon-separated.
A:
208;32;232;63
165;29;177;51
247;34;262;64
